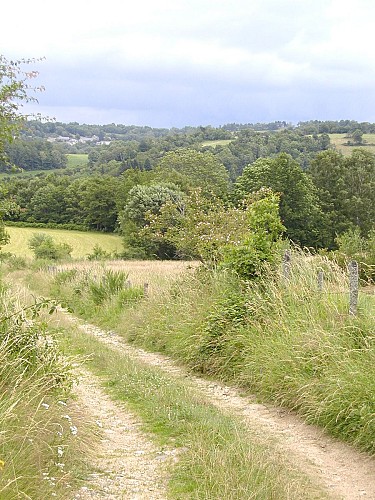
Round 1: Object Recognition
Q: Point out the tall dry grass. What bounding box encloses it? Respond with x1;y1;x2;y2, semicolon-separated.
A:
0;277;91;498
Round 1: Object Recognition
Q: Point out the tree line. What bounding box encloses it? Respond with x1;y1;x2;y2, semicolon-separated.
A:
0;139;67;172
23;118;375;140
2;147;374;258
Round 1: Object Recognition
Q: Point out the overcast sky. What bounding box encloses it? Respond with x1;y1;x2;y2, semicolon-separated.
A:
2;0;375;127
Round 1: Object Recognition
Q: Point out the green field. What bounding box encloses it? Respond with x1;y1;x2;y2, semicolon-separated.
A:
66;153;89;168
3;226;123;259
329;133;375;156
201;139;233;147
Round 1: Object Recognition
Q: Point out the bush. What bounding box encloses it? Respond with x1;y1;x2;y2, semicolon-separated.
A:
28;233;73;261
334;228;375;282
222;193;285;279
6;221;89;231
89;269;129;305
87;244;112;261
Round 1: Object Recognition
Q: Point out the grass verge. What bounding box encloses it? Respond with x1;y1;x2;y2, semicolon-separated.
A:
0;278;94;499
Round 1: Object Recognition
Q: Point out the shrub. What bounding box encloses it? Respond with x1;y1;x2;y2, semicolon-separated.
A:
334;227;375;282
222;192;285;279
89;269;130;305
28;233;73;261
86;244;112;261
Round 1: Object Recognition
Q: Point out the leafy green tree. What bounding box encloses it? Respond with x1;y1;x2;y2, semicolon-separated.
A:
343;149;375;234
0;186;18;249
141;189;235;262
145;187;284;275
0;55;43;245
351;129;363;145
0;55;43;162
309;149;375;245
235;153;323;247
119;183;185;258
156;148;230;196
28;184;70;224
308;150;349;248
78;177;119;231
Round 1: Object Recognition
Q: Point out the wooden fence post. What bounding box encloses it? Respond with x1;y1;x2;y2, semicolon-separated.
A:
348;260;359;316
282;250;291;280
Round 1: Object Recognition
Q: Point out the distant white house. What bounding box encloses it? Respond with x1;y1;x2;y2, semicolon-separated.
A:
46;134;110;146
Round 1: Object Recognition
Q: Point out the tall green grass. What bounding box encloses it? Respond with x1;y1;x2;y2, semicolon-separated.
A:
49;266;145;320
114;252;375;455
0;279;91;498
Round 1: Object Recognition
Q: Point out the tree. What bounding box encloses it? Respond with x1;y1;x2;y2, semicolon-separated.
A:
0;55;42;245
235;153;323;247
351;129;363;145
156;148;230;196
29;184;70;224
78;177;119;232
144;187;285;278
342;149;375;234
308;150;350;248
0;55;44;162
119;183;185;259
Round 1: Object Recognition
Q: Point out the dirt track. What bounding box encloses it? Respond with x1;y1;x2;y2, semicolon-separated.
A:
66;313;375;499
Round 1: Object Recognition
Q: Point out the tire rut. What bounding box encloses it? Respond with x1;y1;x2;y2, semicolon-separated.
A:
72;367;173;500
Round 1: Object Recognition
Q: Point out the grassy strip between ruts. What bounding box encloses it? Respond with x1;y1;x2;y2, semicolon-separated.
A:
60;324;325;499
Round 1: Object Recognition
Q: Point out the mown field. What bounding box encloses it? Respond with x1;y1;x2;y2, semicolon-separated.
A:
3;226;123;259
66;153;89;168
201;139;233;147
329;133;375;155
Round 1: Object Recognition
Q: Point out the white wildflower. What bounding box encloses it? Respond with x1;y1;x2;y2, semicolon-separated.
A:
70;425;78;436
41;403;50;410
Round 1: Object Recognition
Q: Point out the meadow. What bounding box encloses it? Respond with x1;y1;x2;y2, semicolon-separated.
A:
329;133;375;155
201;139;233;147
66;153;89;168
3;226;123;259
